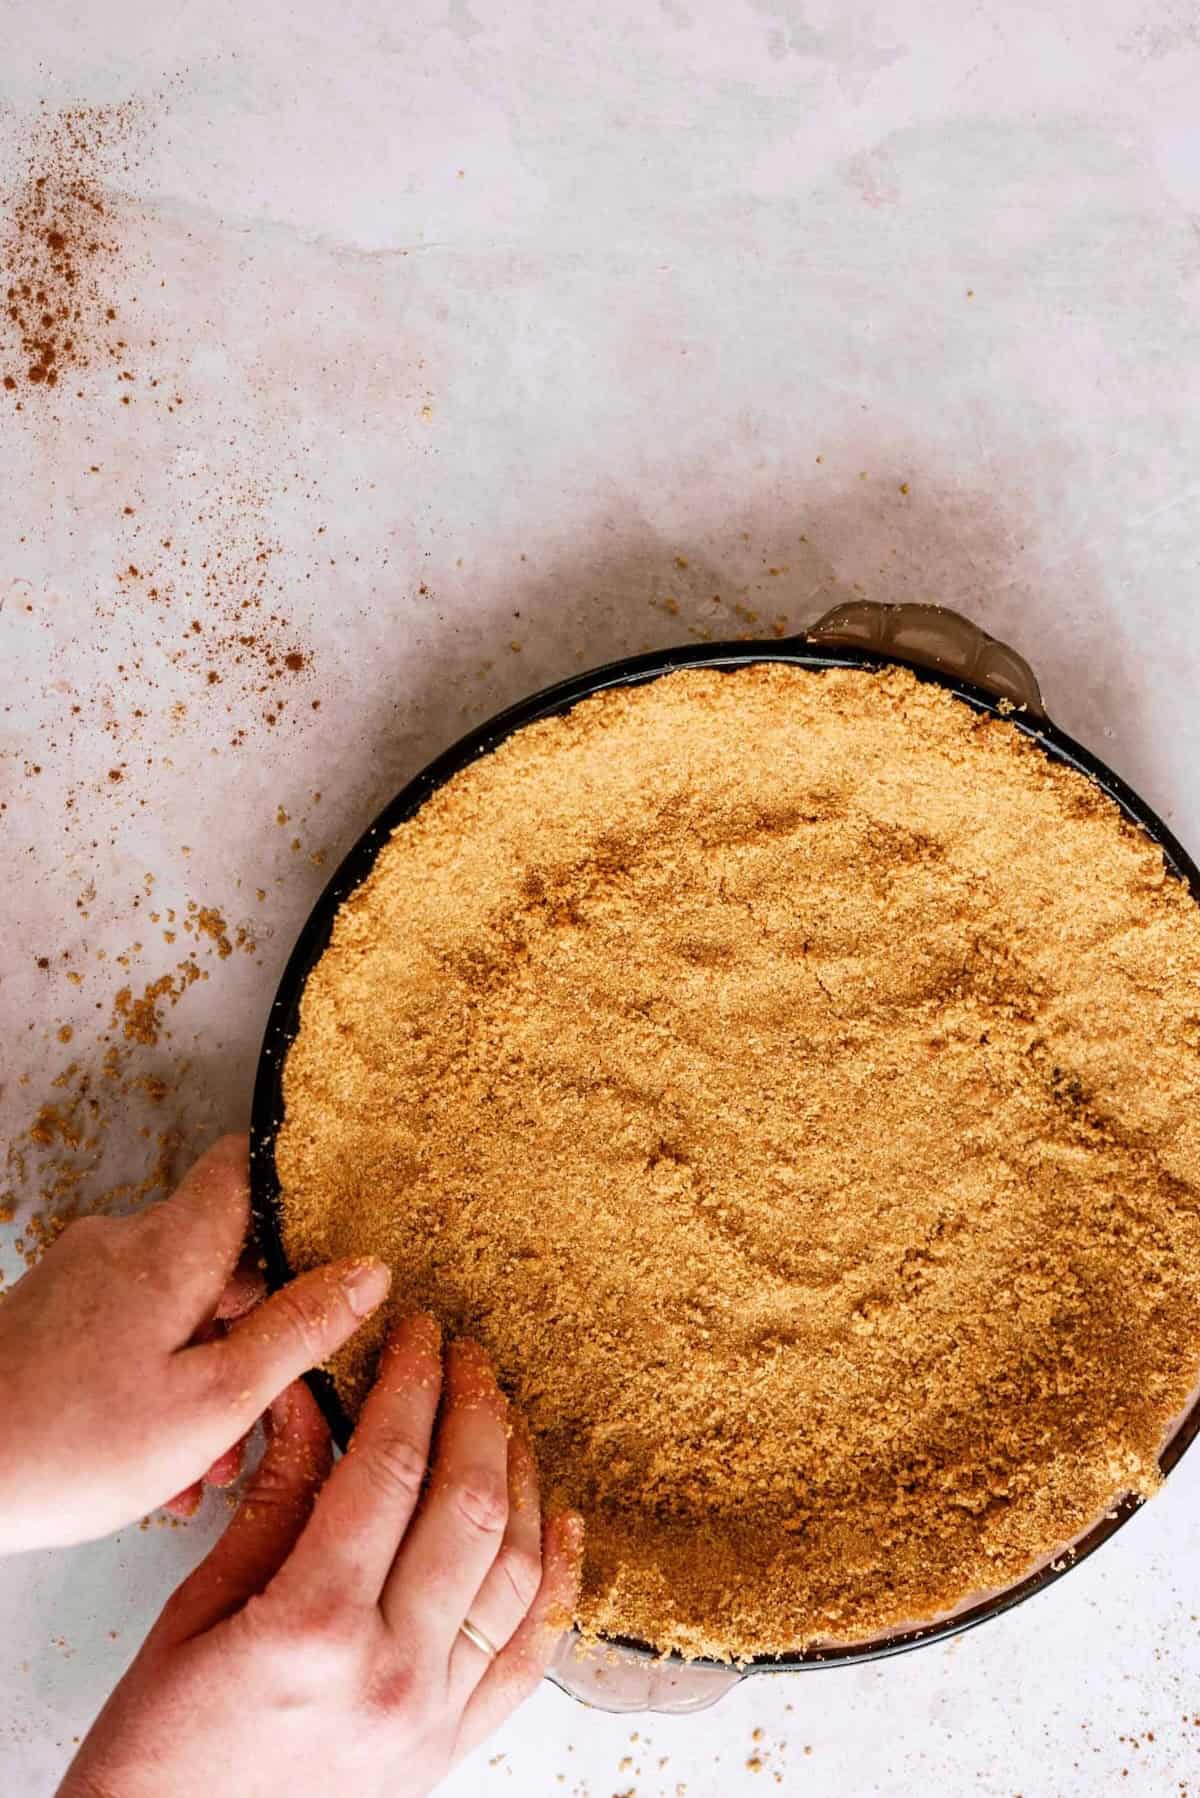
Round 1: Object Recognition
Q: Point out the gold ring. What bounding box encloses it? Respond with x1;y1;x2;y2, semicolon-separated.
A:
458;1617;498;1658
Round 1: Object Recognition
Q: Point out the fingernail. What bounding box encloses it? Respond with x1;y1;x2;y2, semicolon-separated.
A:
454;1336;496;1377
165;1483;203;1519
559;1510;586;1554
341;1258;391;1317
451;1338;507;1414
404;1311;442;1354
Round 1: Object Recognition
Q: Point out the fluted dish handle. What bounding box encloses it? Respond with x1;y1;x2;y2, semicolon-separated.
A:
805;600;1045;717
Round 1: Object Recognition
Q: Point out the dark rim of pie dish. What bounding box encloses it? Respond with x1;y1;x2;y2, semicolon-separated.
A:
250;636;1200;1677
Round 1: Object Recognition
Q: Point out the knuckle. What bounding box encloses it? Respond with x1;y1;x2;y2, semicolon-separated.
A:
360;1433;428;1506
361;1660;419;1719
495;1544;542;1612
241;1461;298;1509
234;1592;286;1647
452;1467;508;1536
266;1284;329;1364
232;1597;348;1692
201;1337;250;1408
292;1593;357;1647
203;1353;245;1411
207;1288;329;1410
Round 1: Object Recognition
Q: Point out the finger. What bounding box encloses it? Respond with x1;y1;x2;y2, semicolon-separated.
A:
457;1510;584;1759
130;1134;251;1337
276;1313;442;1612
204;1433;250;1487
163;1423;247;1518
182;1257;391;1447
383;1339;509;1654
214;1257;266;1323
155;1383;332;1647
163;1480;203;1519
447;1410;542;1695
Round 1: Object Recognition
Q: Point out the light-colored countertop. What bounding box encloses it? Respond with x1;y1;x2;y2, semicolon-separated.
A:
3;1;1199;1791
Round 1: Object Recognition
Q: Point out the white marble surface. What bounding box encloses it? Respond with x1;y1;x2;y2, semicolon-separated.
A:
3;0;1200;1791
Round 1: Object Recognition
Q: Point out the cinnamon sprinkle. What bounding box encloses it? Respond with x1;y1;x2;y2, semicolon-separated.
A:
0;102;139;395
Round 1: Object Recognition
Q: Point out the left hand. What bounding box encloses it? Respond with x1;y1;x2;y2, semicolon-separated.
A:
0;1133;391;1553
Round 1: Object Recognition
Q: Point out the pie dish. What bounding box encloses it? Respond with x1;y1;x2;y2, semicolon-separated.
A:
251;604;1200;1708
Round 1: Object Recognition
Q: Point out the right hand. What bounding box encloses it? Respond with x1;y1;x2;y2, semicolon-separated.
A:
60;1317;584;1798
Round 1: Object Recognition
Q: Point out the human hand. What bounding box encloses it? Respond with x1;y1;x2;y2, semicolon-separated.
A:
61;1319;583;1798
158;1247;272;1520
0;1134;391;1553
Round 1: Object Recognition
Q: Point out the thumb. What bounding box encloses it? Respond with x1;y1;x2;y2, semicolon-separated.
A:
185;1257;391;1441
157;1382;332;1644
